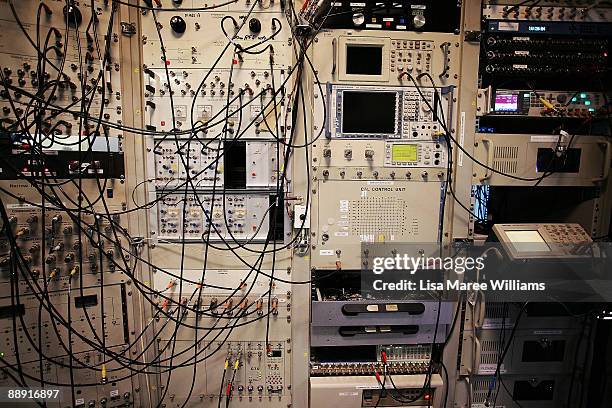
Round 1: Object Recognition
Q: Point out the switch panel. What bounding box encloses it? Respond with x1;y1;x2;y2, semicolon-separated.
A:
156;193;276;242
154;139;223;188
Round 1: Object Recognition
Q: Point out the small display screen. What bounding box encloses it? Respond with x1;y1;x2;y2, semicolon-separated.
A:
392;144;418;162
342;91;396;134
506;230;551;252
346;45;383;75
494;91;520;112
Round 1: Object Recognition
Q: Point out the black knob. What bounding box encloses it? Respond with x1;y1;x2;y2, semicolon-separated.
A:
170;16;186;34
172;0;183;4
63;4;82;27
249;18;261;33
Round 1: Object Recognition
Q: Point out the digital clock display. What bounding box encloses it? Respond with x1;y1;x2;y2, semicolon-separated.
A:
528;25;547;32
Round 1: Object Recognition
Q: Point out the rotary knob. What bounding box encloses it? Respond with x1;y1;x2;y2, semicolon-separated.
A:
352;12;365;26
413;14;426;29
170;16;187;34
249;18;262;33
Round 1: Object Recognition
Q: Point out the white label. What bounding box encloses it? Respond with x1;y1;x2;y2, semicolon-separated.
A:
513;64;528;69
473;405;505;408
365;24;382;28
531;135;561;142
534;330;562;335
319;250;334;256
515;50;530;55
76;399;85;405
367;180;394;185
350;2;366;6
339;200;349;213
383;18;394;22
110;390;119;397
250;105;262;119
396;25;407;30
498;22;519;31
458;112;465;167
6;203;37;209
339;392;359;396
360;234;374;243
334;232;349;237
479;363;506;374
293;204;310;228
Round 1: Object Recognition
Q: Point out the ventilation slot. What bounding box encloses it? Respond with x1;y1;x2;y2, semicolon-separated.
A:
485;304;509;319
472;379;490;404
494;146;519;159
480;340;502;365
492;146;519;175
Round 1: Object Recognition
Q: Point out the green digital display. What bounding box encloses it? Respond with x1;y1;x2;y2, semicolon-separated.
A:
392;144;418;162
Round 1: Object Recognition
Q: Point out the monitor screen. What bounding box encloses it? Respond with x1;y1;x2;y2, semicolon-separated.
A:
494;91;519;112
341;91;396;134
346;45;383;75
506;230;551;252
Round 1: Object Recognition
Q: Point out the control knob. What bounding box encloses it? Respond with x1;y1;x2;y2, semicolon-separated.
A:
352;13;365;26
170;16;187;34
413;14;426;29
249;18;262;33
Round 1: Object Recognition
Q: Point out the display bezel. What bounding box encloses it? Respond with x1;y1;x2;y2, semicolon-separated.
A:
335;88;401;138
338;36;390;83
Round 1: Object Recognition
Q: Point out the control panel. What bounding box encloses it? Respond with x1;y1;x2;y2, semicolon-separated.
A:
316;0;461;33
143;67;290;137
312;30;460;86
477;87;611;118
0;0;125;179
154;139;223;188
150;268;292;405
153;139;279;189
384;141;446;167
319;84;452;139
310;179;442;269
473;133;612;186
492;222;593;260
155;193;278;242
483;4;612;22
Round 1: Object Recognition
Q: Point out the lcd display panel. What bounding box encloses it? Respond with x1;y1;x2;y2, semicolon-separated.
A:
506;230;551;252
341;91;396;134
346;45;383;75
494;91;520;112
392;144;418;162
